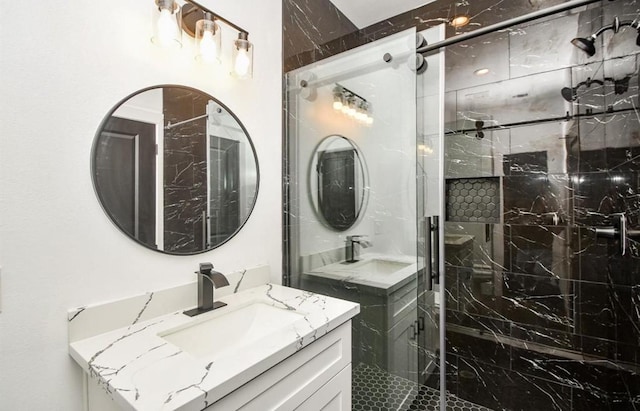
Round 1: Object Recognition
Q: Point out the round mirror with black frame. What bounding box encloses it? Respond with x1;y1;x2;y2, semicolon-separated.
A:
308;135;368;231
92;85;259;255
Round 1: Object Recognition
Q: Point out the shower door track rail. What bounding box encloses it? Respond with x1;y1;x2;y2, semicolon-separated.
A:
418;0;601;56
446;106;640;136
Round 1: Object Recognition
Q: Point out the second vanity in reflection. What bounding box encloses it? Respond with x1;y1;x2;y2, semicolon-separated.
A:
68;266;359;410
301;254;418;380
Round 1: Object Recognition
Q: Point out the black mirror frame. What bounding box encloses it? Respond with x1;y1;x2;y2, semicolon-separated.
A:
91;84;260;255
307;134;369;232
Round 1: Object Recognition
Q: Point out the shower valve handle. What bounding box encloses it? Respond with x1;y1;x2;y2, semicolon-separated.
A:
594;213;627;255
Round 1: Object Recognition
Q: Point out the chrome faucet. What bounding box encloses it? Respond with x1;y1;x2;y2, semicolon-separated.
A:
345;235;372;263
184;262;230;317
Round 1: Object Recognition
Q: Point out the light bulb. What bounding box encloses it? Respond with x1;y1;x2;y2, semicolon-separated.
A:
333;101;343;110
234;48;251;77
365;116;373;125
157;8;178;47
450;15;470;28
199;30;218;63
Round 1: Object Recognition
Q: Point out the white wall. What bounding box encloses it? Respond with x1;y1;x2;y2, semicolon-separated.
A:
0;0;281;409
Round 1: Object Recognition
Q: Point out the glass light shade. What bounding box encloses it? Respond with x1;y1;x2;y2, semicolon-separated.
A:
347;100;357;116
232;33;254;79
450;15;470;28
151;0;182;48
195;18;221;64
332;90;344;110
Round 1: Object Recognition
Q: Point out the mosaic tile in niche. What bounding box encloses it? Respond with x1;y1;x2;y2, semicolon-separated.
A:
446;178;500;223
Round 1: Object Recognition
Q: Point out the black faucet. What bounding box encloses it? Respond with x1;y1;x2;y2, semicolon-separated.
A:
345;235;372;263
184;262;230;317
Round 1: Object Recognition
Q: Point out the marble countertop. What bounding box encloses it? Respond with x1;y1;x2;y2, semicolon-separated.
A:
69;284;359;411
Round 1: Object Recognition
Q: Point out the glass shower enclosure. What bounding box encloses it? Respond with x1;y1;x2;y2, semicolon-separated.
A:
285;27;450;409
285;1;640;409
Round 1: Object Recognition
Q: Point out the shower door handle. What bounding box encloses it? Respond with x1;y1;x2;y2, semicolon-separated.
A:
425;217;433;291
424;216;440;291
202;210;208;249
595;213;627;255
432;216;440;286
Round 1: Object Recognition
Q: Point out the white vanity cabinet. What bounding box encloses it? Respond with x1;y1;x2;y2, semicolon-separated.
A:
85;320;352;411
70;283;359;411
207;320;352;411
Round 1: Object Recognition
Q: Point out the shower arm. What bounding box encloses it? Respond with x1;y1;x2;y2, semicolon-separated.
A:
588;17;640;41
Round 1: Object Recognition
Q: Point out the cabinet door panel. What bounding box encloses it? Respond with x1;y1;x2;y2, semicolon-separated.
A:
208;321;351;411
388;309;418;380
296;364;351;411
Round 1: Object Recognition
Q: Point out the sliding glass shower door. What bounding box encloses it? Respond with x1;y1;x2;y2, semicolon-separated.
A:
415;24;446;409
284;27;449;409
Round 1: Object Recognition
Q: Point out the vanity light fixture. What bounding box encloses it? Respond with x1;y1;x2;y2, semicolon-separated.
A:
232;32;254;79
332;85;373;125
332;90;344;110
152;0;254;78
195;12;221;64
152;0;182;47
450;15;470;28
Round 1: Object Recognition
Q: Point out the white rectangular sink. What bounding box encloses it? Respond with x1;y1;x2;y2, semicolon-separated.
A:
160;302;304;360
342;259;412;275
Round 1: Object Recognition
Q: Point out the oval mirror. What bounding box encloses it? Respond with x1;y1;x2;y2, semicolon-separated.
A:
92;85;259;255
309;135;368;231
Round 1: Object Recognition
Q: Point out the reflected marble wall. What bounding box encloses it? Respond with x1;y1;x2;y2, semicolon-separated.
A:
163;88;208;253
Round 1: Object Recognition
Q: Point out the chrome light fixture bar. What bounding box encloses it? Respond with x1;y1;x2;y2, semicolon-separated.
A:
151;0;253;78
332;84;373;125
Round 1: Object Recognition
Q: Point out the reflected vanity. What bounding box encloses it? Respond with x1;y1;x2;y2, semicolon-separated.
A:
303;136;419;379
91;85;259;255
308;135;368;231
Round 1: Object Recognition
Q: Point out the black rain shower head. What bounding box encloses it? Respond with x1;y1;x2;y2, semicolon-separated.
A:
571;17;640;57
561;87;576;102
571;36;596;57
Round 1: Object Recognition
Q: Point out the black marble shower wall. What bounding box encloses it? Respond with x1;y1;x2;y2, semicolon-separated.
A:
163;88;208;253
443;2;640;409
283;0;640;409
282;0;358;71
